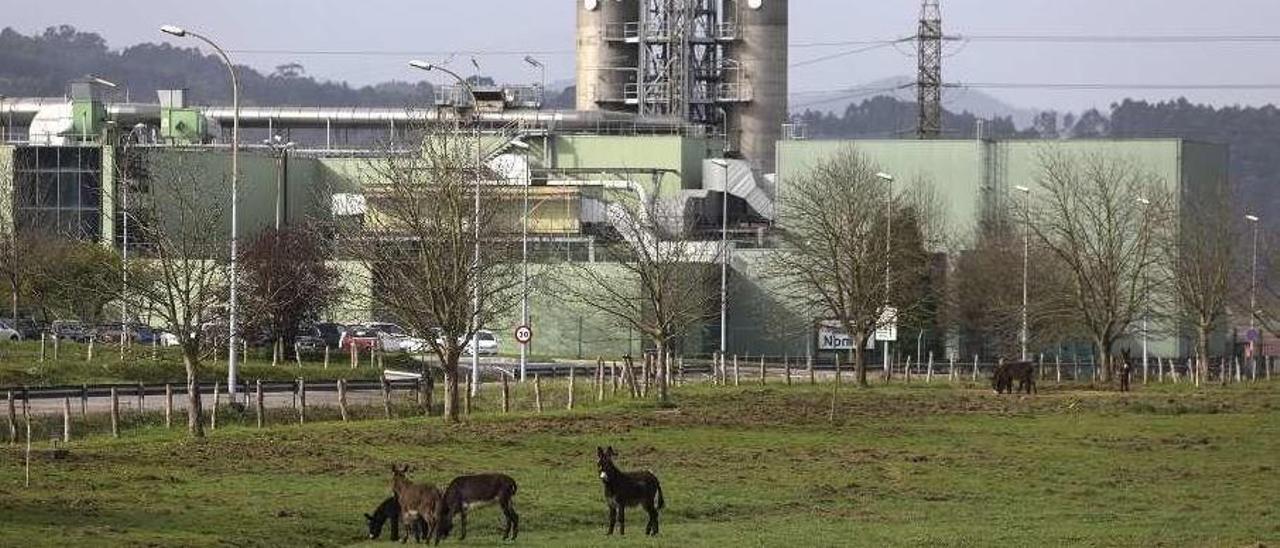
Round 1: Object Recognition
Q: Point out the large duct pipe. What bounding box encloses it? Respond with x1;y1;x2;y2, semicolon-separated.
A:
576;0;639;112
1;99;687;132
724;0;788;174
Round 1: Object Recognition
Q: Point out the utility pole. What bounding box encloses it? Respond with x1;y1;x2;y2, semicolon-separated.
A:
916;0;943;139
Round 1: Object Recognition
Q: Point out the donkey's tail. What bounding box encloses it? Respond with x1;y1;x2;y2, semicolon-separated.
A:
655;481;665;510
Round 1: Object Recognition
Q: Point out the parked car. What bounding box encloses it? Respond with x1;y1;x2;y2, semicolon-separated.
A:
293;325;327;354
1;318;40;340
313;322;347;349
95;323;159;345
0;320;21;341
340;325;385;352
49;320;91;342
464;330;500;356
157;331;181;347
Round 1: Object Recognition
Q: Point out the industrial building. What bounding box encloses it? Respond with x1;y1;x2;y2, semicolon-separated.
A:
0;0;1229;360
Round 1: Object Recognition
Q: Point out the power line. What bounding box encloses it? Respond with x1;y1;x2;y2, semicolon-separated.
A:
957;34;1280;44
790;42;904;69
228;49;577;57
954;82;1280;91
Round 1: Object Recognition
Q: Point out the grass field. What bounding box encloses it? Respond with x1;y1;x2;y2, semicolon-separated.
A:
1;381;1277;547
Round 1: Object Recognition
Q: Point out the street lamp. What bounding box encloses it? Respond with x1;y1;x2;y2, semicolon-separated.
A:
1247;214;1261;368
523;56;546;109
162;24;242;401
119;122;147;354
409;60;484;396
1015;185;1032;361
1137;197;1152;382
509;138;532;382
876;172;894;378
711;159;731;360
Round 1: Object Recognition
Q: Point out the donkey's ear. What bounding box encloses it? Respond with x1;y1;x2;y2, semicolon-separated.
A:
596;446;604;457
364;513;374;520
606;446;617;457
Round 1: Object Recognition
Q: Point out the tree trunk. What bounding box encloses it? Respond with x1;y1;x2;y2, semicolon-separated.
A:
1096;338;1113;383
442;360;461;422
181;347;204;438
655;340;670;403
854;333;869;387
1196;327;1211;385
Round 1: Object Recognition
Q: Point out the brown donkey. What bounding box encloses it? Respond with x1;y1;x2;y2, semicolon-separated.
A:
596;446;665;536
390;465;444;545
439;473;520;541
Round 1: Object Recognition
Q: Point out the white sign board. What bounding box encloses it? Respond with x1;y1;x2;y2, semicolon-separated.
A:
817;320;875;351
875;307;898;342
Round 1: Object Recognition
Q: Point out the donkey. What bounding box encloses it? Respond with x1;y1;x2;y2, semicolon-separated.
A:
438;473;520;541
366;496;429;541
993;361;1036;395
365;496;403;541
390;465;445;545
1117;349;1134;392
596;446;665;536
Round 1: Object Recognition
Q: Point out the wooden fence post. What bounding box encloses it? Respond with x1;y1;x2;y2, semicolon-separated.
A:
109;387;119;438
972;355;979;382
610;361;618;395
1056;354;1062;383
905;356;912;383
501;373;510;413
137;383;145;415
568;364;576;410
597;359;606;401
784;356;792;386
424;373;434;416
534;374;543;413
53;334;59;361
255;380;264;428
381;379;393;419
678;356;686;387
323;346;330;369
834;353;842;384
949;357;956;382
926;352;934;383
297;378;306;424
6;391;15;444
151;338;158;361
86;337;94;362
40;333;46;362
80;385;88;419
808;354;816;385
338;379;349;422
164;384;173;429
62;397;71;443
759;355;767;385
733;355;741;386
211;381;220;431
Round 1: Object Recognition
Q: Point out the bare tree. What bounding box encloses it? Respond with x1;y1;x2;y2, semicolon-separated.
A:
342;124;521;422
950;210;1081;360
240;225;340;363
123;152;230;437
555;189;719;402
767;147;938;387
1165;181;1237;380
1027;150;1169;380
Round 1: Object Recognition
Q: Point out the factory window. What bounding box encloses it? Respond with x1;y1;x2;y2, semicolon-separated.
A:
12;146;103;241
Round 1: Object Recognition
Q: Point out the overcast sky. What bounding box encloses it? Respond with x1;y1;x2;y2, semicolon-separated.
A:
4;0;1279;112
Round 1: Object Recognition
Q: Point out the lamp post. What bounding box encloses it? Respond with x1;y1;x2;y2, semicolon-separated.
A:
119;122;147;353
409;60;483;396
523;56;546;109
1137;197;1152;381
876;172;894;378
711;159;731;358
509;138;532;382
162;25;242;401
1015;185;1032;361
1247;214;1261;372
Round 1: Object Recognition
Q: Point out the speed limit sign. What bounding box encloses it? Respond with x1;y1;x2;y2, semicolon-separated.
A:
514;325;533;345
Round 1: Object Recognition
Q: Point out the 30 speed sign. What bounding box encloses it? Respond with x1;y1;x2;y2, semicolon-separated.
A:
514;325;533;344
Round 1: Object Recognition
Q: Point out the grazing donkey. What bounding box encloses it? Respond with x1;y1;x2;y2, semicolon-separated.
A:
366;496;428;541
992;361;1036;395
439;473;520;541
365;496;403;541
1117;349;1134;392
596;446;665;536
390;465;445;545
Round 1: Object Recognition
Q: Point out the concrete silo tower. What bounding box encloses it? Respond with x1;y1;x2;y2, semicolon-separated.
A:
723;0;788;173
576;0;640;112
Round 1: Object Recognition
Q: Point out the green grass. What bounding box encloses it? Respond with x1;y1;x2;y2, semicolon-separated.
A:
1;382;1278;547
